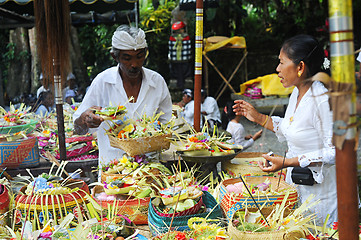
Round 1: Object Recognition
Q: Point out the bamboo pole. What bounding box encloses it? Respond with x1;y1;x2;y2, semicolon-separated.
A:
329;1;359;238
193;0;203;132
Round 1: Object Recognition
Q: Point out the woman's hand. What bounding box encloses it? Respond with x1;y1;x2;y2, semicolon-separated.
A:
232;100;260;123
258;154;299;172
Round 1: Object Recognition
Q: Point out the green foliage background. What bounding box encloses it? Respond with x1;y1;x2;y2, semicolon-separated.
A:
0;0;361;103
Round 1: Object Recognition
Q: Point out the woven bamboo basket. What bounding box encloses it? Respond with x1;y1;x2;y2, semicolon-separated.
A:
0;136;40;169
228;211;305;240
92;185;150;225
219;176;298;220
228;225;305;240
108;133;172;156
153;194;204;218
222;152;286;179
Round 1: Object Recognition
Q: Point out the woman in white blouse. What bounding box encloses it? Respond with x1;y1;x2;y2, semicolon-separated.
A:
233;35;337;225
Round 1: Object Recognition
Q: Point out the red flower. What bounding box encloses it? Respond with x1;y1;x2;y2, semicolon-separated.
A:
175;232;186;240
305;234;317;240
332;222;338;230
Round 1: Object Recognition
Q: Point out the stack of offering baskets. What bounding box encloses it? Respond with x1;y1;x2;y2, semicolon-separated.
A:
219;176;298;220
105;112;172;156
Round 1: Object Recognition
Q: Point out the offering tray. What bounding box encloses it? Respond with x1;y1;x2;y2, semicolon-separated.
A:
176;148;243;163
0;119;38;134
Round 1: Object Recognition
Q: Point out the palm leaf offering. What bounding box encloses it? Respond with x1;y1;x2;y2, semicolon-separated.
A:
173;125;242;157
0;103;32;127
105;111;173;139
93;104;127;121
229;194;319;238
152;217;229;240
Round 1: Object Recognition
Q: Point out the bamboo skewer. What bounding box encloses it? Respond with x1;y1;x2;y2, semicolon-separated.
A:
44;151;70;177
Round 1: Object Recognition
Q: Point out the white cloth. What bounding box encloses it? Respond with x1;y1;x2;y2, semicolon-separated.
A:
201;96;221;123
357;49;361;63
181;100;194;126
226;121;254;149
37;86;48;98
35;105;52;116
112;29;147;50
271;81;337;225
65;89;76;99
73;65;172;165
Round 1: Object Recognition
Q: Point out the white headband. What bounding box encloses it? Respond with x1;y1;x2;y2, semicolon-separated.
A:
112;29;148;50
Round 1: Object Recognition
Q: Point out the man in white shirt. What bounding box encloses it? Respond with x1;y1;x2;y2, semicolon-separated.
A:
200;89;221;129
73;25;172;165
179;89;195;126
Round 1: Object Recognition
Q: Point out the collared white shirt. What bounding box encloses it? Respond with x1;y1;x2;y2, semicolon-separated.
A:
73;65;172;165
271;81;337;225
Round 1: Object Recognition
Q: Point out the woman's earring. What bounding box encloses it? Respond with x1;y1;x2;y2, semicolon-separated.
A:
298;72;301;77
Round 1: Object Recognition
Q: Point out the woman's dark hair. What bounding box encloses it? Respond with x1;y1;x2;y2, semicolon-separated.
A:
221;101;236;129
33;91;52;112
281;34;324;78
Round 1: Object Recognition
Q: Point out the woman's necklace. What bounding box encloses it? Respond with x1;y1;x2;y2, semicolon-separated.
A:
289;116;294;124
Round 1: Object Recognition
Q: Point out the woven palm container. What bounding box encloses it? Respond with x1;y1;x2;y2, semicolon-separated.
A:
219;176;298;220
92;185;150;225
228;224;305;240
228;210;305;240
14;179;89;230
108;134;171;156
221;152;286;179
0;136;40;169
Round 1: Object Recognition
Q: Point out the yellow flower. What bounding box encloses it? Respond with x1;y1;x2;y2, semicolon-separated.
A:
123;124;135;133
283;219;291;225
43;225;54;232
120;155;128;164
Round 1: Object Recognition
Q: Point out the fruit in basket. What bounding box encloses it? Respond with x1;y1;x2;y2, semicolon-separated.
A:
175;130;240;157
103;177;136;195
94;105;127;120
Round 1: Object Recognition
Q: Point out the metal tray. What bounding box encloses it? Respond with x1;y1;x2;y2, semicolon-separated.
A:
176;149;242;163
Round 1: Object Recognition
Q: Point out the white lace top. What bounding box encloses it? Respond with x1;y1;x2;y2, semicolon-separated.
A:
271;81;337;225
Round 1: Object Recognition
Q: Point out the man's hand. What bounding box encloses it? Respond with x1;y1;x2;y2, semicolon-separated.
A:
74;106;104;135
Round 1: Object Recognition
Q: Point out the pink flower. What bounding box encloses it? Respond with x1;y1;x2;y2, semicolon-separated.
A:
39;231;52;238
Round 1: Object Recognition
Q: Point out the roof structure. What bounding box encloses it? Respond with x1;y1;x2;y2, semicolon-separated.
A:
0;0;137;28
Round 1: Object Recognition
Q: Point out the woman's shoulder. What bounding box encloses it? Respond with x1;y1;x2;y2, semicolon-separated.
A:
311;81;329;101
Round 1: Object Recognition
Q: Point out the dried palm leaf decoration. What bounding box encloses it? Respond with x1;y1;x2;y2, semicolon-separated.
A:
34;0;70;160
